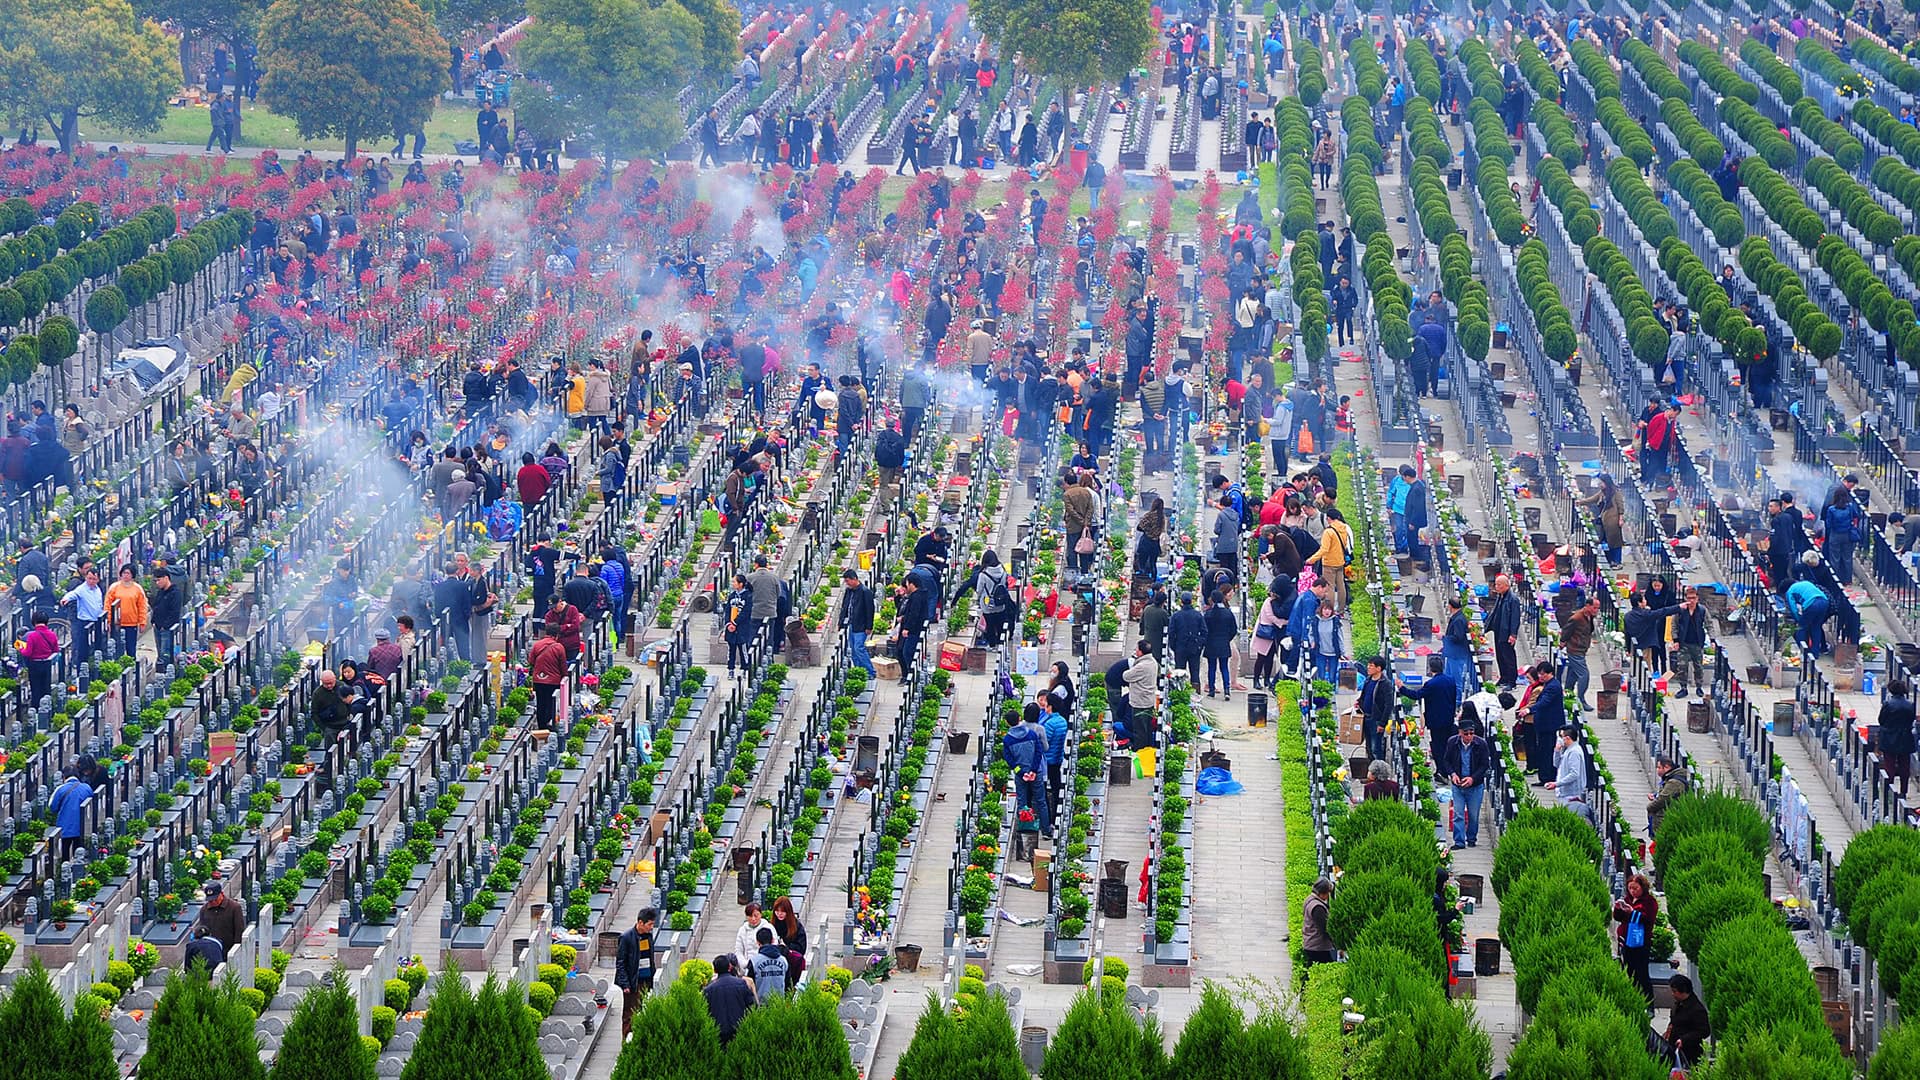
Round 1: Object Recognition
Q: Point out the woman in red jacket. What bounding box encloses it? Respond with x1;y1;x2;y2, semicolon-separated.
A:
1613;872;1659;1003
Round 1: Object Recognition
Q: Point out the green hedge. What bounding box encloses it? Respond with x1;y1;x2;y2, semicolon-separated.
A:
1349;36;1384;104
1657;792;1851;1079
1856;100;1920;171
1736;235;1844;359
1873;155;1920;218
1666;158;1745;249
1459;40;1503;106
1406;100;1450;172
1516;38;1558;101
1819;232;1920;366
1661;96;1726;170
1297;41;1326;107
1792;98;1865;172
1468;98;1513;168
1584;233;1669;366
1680;41;1759;104
1517;239;1577;364
1571;40;1619;99
1721;97;1796;170
1531;96;1582;164
1604;156;1675;248
1837;826;1920;1018
1597;99;1654;170
1858;37;1920;95
1622;38;1685;102
1806;156;1901;247
1743;38;1806;104
1406;37;1443;103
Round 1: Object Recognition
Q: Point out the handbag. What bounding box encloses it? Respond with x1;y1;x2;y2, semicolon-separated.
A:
1624;909;1646;948
1075;529;1096;555
1255;621;1281;641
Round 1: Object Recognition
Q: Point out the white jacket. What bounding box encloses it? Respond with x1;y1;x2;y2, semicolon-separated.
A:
735;918;771;974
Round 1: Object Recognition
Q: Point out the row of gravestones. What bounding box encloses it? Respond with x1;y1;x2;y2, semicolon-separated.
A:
102;965;612;1080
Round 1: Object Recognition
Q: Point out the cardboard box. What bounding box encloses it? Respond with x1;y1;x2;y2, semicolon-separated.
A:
1338;709;1365;746
873;656;902;680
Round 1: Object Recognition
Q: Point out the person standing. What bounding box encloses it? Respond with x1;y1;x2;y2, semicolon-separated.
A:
723;574;755;676
894;574;934;683
1211;494;1242;576
1645;754;1692;838
1400;655;1459;762
1441;719;1492;848
1670;588;1709;698
1613;875;1659;1003
104;565;148;658
746;554;781;656
1359;656;1395;762
1823;486;1864;586
1203;591;1241;699
195;879;246;955
1123;642;1160;748
150;568;183;666
1665;974;1712;1068
703;955;757;1045
1769;493;1805;594
614;908;658;1036
61;567;104;667
1879;680;1915;799
1302;878;1336;966
1547;724;1587;808
1002;703;1050;833
699;108;722;167
750;926;789;1000
1558;596;1597;711
839;571;876;678
1485;574;1521;689
529;622;568;729
49;767;91;858
17;612;57;706
1515;663;1565;786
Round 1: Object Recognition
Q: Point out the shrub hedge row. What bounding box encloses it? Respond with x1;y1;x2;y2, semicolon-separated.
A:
1736;236;1845;359
1806;156;1902;246
1742;38;1806;104
1495;806;1666;1080
1656;792;1850;1079
1680;41;1760;104
1666;158;1746;249
1597;99;1654;170
1791;97;1865;171
1571;39;1619;99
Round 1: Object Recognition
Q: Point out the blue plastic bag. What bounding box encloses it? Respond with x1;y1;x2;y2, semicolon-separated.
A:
1196;767;1243;796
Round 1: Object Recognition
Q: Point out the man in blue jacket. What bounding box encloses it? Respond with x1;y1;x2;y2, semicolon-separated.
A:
1003;704;1050;833
1516;662;1566;785
49;767;92;858
1285;578;1331;676
1440;719;1493;848
1786;578;1832;660
1038;696;1068;818
1400;656;1459;764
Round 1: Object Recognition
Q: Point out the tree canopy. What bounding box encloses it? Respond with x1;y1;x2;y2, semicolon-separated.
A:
515;0;739;164
257;0;449;158
135;0;266;49
0;0;181;153
973;0;1154;87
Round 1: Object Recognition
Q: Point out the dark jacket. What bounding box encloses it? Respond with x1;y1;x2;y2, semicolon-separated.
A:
1169;607;1206;657
703;973;756;1041
196;894;246;953
1624;604;1681;649
614;926;656;990
1670;604;1709;646
1362;676;1396;741
310;684;352;735
1529;676;1566;734
1140;603;1170;656
150;583;185;630
1485;590;1521;639
1202;604;1239;656
1400;673;1458;743
1668;992;1712;1064
1440;733;1493;786
184;936;226;973
1880;696;1916;759
841;584;875;634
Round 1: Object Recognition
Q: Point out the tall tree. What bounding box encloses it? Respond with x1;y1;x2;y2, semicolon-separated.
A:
973;0;1153;87
269;970;375;1080
138;967;267;1080
135;0;267;82
256;0;448;158
515;0;739;166
0;0;180;154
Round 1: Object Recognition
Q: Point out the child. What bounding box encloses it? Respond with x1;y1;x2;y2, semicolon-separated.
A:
1312;601;1345;686
1335;395;1353;432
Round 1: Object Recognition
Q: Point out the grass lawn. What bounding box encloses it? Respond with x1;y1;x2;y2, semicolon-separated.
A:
82;99;503;156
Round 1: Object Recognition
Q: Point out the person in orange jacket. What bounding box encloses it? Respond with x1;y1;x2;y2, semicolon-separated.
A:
104;565;148;659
